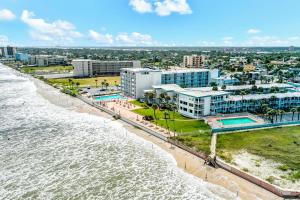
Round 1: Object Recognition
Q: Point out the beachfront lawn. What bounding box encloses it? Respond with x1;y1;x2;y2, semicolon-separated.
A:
217;126;300;180
20;65;73;74
47;76;120;88
132;107;210;132
132;106;212;154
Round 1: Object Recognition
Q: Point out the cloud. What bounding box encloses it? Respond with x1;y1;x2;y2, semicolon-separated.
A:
88;30;114;44
0;35;9;45
154;0;192;16
0;9;16;21
247;28;261;34
243;36;300;46
129;0;152;13
222;36;234;46
20;10;82;44
88;30;158;46
115;32;157;45
129;0;192;16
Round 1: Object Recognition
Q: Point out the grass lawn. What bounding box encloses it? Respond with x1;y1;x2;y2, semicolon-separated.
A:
217;126;300;180
47;76;120;88
20;65;73;73
131;104;212;154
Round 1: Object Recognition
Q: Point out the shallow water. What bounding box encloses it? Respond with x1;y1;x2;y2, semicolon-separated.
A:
0;64;235;200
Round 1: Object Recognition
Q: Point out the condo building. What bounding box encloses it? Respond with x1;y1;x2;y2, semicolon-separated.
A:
72;59;141;77
161;68;219;87
121;68;161;99
29;55;67;66
0;46;17;58
183;55;206;68
120;68;220;99
145;83;299;118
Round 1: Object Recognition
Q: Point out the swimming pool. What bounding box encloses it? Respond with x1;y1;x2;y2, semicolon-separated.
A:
95;94;127;101
218;117;257;126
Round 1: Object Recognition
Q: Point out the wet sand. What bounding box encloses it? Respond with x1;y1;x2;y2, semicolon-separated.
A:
33;77;282;200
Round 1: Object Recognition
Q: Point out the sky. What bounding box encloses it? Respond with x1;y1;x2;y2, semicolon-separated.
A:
0;0;300;47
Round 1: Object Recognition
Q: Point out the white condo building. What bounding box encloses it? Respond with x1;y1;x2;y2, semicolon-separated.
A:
120;67;219;99
121;68;162;99
72;59;141;77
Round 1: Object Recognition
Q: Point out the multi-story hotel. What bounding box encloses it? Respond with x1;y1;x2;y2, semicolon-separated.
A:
72;59;141;77
120;67;219;99
0;46;17;58
183;55;206;68
146;83;299;118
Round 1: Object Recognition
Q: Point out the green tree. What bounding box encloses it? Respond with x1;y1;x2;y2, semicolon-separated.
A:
291;107;297;121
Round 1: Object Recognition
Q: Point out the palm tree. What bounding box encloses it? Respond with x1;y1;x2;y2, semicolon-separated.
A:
101;81;105;89
221;85;226;90
152;103;158;125
95;79;98;88
279;110;285;122
274;110;279;122
297;107;300;121
68;78;73;89
105;82;109;90
76;82;80;89
163;110;170;133
170;103;177;132
291;107;297;121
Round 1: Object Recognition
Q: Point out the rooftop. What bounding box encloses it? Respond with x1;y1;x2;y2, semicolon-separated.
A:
179;90;230;98
227;92;300;101
152;84;186;92
188;83;293;92
120;67;161;72
72;59;140;63
161;68;213;74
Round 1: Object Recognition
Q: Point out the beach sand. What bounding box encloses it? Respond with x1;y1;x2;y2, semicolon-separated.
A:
33;77;282;200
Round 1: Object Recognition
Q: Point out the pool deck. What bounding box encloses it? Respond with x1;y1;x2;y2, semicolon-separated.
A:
207;113;266;129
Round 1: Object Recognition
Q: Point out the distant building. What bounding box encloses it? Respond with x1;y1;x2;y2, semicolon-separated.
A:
29;55;67;66
243;64;256;72
0;46;17;58
15;53;29;62
183;55;206;68
121;67;219;99
211;75;240;86
72;59;141;77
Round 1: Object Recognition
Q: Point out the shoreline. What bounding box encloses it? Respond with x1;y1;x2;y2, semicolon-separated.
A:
30;77;281;200
6;65;282;200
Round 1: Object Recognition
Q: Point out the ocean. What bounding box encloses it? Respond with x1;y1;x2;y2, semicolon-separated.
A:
0;64;235;200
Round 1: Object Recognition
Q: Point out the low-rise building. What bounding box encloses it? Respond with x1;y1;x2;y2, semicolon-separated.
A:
243;64;256;72
72;59;141;77
29;55;67;66
142;83;298;118
211;75;240;86
15;53;29;62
